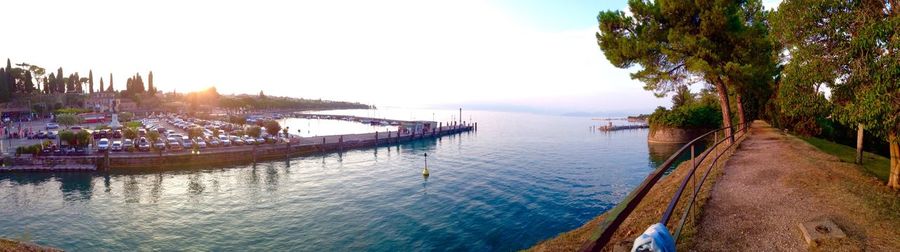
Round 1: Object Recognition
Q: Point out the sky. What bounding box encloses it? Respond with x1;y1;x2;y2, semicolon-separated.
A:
0;0;782;115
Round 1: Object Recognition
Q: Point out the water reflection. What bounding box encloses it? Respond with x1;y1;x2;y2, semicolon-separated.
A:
57;173;94;201
188;174;205;195
647;141;709;170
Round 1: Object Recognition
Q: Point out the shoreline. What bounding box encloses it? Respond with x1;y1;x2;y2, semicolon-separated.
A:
3;125;475;172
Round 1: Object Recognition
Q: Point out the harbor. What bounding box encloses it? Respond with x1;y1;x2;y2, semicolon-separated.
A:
2;122;476;171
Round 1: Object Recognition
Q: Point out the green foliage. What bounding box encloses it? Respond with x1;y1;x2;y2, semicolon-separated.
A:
217;94;369;111
187;127;204;139
671;86;696;109
15;144;43;156
649;103;723;129
55;114;83;128
75;130;91;147
54;108;90;114
123;127;138;140
597;0;776;132
118;112;134;122
229;115;247;126
800;136;891;181
264;120;282;137
59;130;76;146
773;0;899;139
147;130;160;143
125;121;142;128
247;126;262;138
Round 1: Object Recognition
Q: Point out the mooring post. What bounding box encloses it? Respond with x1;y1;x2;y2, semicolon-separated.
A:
375;131;379;145
339;136;343;151
475;122;478;131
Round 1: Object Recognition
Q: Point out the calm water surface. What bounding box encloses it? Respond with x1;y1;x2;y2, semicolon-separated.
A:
0;110;674;251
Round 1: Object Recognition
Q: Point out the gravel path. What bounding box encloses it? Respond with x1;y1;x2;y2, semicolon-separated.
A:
691;121;900;251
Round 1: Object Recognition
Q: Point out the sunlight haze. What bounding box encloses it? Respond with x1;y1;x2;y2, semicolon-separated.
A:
0;0;694;114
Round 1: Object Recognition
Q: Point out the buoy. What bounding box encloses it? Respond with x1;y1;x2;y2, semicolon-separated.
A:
423;153;430;177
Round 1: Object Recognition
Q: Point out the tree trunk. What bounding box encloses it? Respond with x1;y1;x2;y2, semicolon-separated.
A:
856;123;864;165
889;132;899;189
714;80;734;144
735;93;747;133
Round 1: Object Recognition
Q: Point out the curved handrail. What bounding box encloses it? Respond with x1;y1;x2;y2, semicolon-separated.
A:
579;123;748;252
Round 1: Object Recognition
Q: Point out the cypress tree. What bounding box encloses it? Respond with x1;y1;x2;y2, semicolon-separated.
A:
88;70;94;94
99;77;104;93
24;71;34;94
56;68;64;93
108;73;114;92
0;67;8;102
148;71;154;93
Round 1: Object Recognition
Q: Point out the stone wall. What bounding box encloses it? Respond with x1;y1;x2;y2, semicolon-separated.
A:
648;126;712;143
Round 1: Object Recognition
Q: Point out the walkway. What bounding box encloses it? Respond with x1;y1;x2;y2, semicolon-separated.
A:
692;121;900;251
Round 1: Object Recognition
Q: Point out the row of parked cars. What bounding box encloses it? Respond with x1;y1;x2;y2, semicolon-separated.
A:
97;133;282;153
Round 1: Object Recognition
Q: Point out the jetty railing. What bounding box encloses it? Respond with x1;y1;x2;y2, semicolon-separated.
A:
579;123;750;251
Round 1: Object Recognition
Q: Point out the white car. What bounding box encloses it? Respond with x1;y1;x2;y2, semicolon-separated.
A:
97;138;110;151
218;135;232;147
111;140;123;151
46;123;60;130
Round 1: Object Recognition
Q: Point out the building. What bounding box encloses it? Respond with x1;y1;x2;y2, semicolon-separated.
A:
118;100;138;112
399;121;436;135
84;92;116;113
80;113;107;123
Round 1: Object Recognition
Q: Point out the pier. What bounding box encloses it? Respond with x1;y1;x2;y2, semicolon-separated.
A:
2;124;476;171
596;124;649;131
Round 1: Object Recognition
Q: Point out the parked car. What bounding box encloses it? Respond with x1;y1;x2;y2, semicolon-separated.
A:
195;138;207;149
111;141;123;151
208;137;221;147
113;130;123;139
167;137;183;151
244;136;256;145
138;137;151;151
97;138;110;151
256;136;266;144
123;139;134;150
218;135;232;147
46;123;59;130
153;139;167;150
183;139;193;149
231;136;245;146
138;128;147;136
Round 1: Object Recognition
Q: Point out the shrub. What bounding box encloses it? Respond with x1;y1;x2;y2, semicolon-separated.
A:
648;103;722;129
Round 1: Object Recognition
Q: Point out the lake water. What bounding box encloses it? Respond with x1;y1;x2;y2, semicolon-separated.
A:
0;109;678;251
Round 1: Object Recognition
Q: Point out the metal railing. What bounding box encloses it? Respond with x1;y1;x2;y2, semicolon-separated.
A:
580;123;750;251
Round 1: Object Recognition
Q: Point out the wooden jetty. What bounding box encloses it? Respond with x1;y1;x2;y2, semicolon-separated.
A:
2;123;476;172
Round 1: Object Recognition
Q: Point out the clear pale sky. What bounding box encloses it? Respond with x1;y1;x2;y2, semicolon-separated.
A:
0;0;782;115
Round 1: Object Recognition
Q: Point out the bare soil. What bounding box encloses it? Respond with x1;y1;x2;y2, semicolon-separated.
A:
690;121;900;251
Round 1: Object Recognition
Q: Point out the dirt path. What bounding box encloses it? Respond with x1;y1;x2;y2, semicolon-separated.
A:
691;121;900;251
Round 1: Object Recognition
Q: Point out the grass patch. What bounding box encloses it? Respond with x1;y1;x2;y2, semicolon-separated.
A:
798;136;891;182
